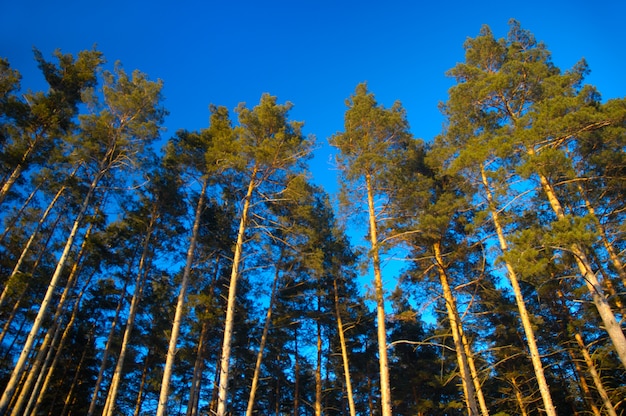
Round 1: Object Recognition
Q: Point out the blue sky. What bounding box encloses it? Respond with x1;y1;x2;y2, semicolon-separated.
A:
2;1;625;313
3;0;625;198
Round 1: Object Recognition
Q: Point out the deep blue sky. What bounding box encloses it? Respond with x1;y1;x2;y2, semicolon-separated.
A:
2;1;625;196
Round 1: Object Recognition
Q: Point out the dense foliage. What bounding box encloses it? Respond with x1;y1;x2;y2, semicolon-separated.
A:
0;21;624;415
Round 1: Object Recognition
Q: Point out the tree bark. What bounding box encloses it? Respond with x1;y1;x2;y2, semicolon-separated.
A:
333;279;356;416
156;177;208;416
480;164;557;416
534;166;626;369
216;170;256;416
102;204;158;416
0;171;102;414
364;172;393;416
433;241;480;416
245;263;279;416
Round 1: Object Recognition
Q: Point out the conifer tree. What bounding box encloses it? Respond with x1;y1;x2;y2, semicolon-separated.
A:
0;60;164;414
215;94;312;416
330;83;413;416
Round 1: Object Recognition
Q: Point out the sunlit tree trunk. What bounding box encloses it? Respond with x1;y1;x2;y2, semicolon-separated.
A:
365;172;393;416
480;165;557;416
433;241;479;416
556;289;617;416
87;258;132;416
511;376;529;416
315;297;322;416
186;320;208;416
0;171;103;414
29;270;96;416
0;183;67;310
245;263;279;416
333;278;356;416
216;171;256;416
293;327;300;416
0;179;41;245
132;348;151;416
461;331;489;416
0;139;37;207
577;182;626;287
532;162;626;369
156;177;208;416
19;224;92;416
102;206;157;416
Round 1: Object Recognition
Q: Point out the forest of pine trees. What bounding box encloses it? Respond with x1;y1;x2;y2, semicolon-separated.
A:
0;20;625;415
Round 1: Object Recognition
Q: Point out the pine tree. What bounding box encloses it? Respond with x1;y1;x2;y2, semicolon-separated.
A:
330;83;413;416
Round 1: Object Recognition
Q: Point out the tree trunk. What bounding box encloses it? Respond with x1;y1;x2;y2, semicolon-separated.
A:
59;328;93;416
0;184;67;310
216;170;257;416
480;164;557;416
102;204;158;416
433;241;480;416
0;178;41;245
333;279;356;416
534;166;626;369
293;326;300;416
156;177;208;416
315;299;322;416
556;289;617;416
87;261;132;416
510;376;529;416
132;348;152;416
461;331;489;416
0;171;102;414
186;320;208;416
0;138;37;207
364;172;393;416
29;270;96;416
19;224;92;416
577;182;626;286
245;263;279;416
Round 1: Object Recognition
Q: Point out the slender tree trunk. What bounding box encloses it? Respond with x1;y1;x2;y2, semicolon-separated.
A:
216;171;257;416
17;222;91;416
315;299;322;416
0;297;22;347
0;171;102;414
511;376;529;416
0;138;38;207
245;263;279;416
364;172;393;416
480;165;557;416
534;167;626;369
577;183;626;286
187;259;220;416
556;289;617;416
102;206;158;416
0;178;41;245
29;270;96;416
333;279;356;416
0;184;67;310
132;349;152;416
433;241;479;416
156;177;208;416
461;331;489;416
1;205;65;343
60;329;93;416
293;327;300;416
186;320;208;416
86;262;132;416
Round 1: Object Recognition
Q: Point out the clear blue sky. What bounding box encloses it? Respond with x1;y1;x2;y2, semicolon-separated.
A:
2;1;625;311
2;0;625;196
